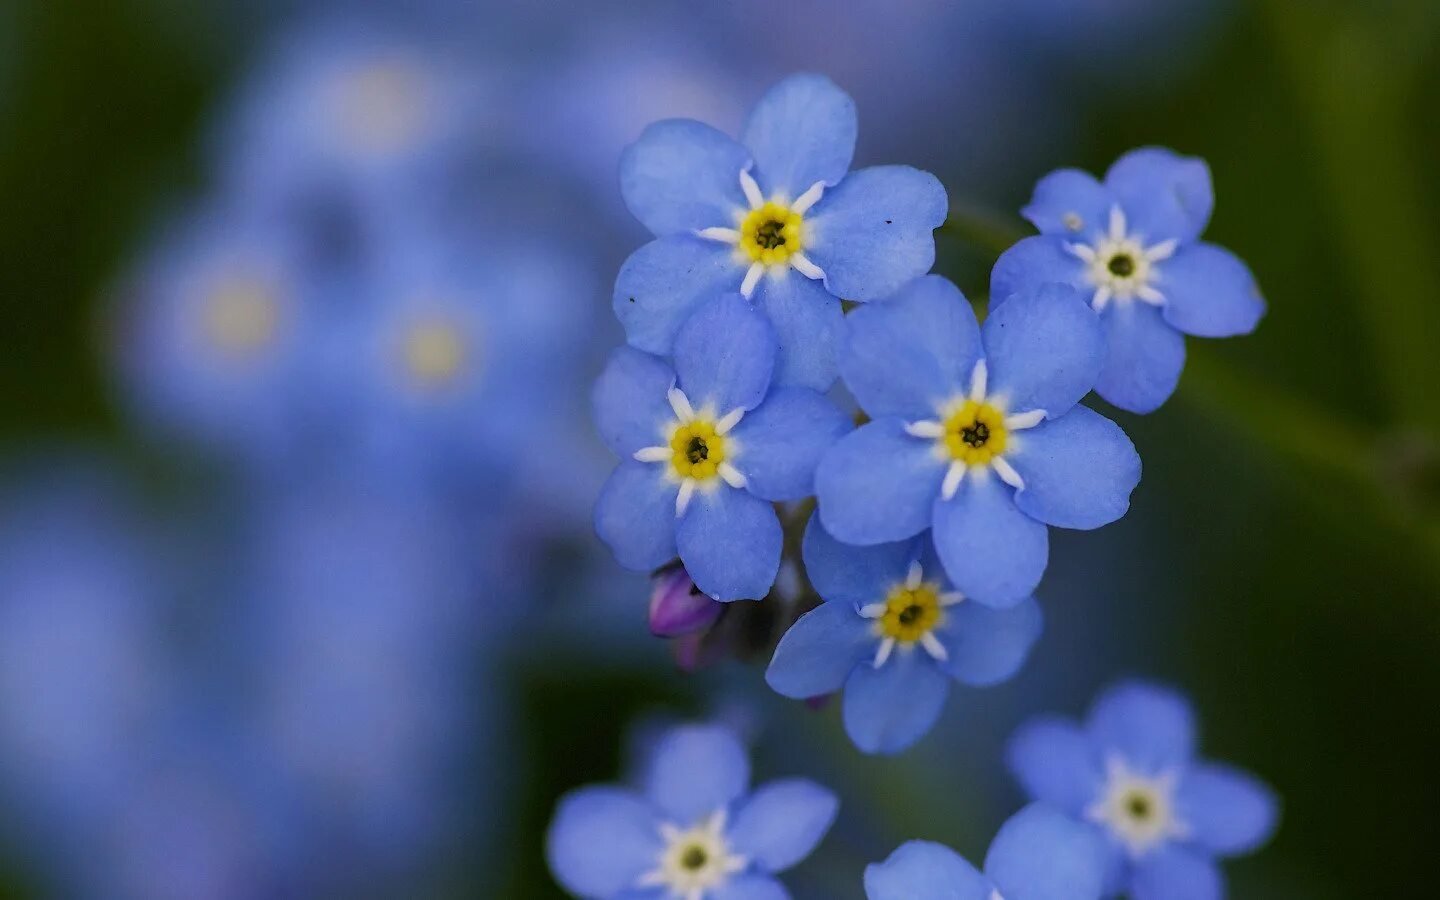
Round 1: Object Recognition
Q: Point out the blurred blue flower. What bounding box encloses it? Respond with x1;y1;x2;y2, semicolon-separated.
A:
815;276;1141;606
992;147;1265;413
546;723;837;899
614;73;947;390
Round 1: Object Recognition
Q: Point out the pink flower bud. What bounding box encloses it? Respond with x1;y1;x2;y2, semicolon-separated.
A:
648;567;723;637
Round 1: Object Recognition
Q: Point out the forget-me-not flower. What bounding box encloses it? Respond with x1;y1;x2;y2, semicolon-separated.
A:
815;276;1141;606
547;723;838;900
766;515;1042;754
991;147;1264;413
614;73;947;391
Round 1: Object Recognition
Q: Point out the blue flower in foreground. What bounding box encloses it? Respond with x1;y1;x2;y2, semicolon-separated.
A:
992;147;1264;413
767;515;1041;754
547;724;838;900
865;803;1107;900
594;294;851;601
1007;682;1280;900
815;276;1141;606
615;73;947;391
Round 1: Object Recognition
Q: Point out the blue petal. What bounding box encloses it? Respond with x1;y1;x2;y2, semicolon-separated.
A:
1022;168;1116;238
593;347;677;457
730;388;850;502
801;514;918;606
620;119;752;236
729;778;839;873
1006;716;1103;817
815;419;945;545
864;841;990;900
1008;405;1141;529
989;235;1086;307
753;269;844;391
676;486;782;601
840;275;981;420
766;599;875;699
842;650;950;755
982;283;1104;418
643;725;750;824
938;595;1043;687
595;461;679;571
1085;681;1197;772
807;166;948;302
1157;243;1264;338
741;73;856;198
1130;844;1224;900
712;874;791;900
932;474;1048;608
1095;301;1186;414
984;804;1108;900
1104;147;1214;244
614;236;742;356
546;787;662;898
1175;763;1279;857
674;293;778;414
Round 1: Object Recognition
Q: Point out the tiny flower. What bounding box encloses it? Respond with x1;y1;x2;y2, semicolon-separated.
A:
649;566;723;638
1007;682;1280;899
864;804;1108;900
546;724;838;900
766;515;1042;754
594;294;851;601
814;276;1141;606
992;147;1265;413
614;73;948;391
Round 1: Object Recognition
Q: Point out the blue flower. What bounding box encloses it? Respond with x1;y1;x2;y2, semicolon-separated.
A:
594;293;851;601
992;147;1265;413
864;803;1108;900
546;723;838;900
1007;682;1280;899
614;73;948;391
815;276;1141;606
766;515;1042;754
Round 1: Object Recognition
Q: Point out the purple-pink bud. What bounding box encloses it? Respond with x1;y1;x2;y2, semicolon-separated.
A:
648;567;723;637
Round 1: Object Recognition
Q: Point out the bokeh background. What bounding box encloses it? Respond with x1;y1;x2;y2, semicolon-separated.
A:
1;0;1437;897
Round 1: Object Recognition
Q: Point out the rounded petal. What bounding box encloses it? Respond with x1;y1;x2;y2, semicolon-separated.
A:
1008;406;1141;530
742;73;856;197
1095;301;1186;414
1157;242;1264;338
1176;764;1279;857
677;486;781;601
1006;716;1103;818
984;804;1108;900
1130;844;1224;900
620;119;751;236
546;787;662;898
1104;148;1214;244
864;841;990;900
730;388;851;502
595;461;679;571
1022;168;1116;238
712;874;791;900
614;236;742;356
1086;681;1197;772
754;269;843;391
807;165;948;302
843;650;950;755
839;275;980;420
982;283;1104;418
938;595;1043;687
815;419;945;545
932;474;1048;608
593;346;677;457
674;293;778;414
766;600;875;699
990;235;1086;307
729;779;839;873
801;514;918;606
643;725;750;824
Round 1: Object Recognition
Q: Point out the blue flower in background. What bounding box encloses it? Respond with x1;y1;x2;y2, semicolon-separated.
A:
594;293;851;600
815;276;1141;606
614;73;948;390
547;723;837;900
992;147;1264;413
767;515;1042;754
1007;682;1280;899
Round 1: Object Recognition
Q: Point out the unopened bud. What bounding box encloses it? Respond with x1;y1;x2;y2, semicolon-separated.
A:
649;567;723;637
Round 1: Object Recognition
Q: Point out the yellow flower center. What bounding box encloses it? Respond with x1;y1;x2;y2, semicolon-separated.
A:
738;201;805;266
876;582;945;644
203;276;280;357
669;420;727;482
402;320;467;386
942;400;1008;465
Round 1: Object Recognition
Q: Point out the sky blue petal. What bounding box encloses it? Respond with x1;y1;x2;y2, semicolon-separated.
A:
741;73;856;198
643;724;750;824
595;461;679;571
754;269;843;391
729;778;839;873
546;787;662;898
1095;301;1186;414
766;600;875;699
1176;763;1279;857
1086;681;1197;772
620;119;752;237
674;293;778;414
1022;168;1116;238
984;804;1108;900
816;419;945;545
807;165;948;301
989;235;1086;307
982;282;1104;418
801;514;918;606
840;275;980;420
1008;405;1141;529
932;474;1048;608
1006;716;1104;818
593;346;677;457
843;650;950;755
712;874;791;900
730;388;850;501
864;841;990;900
1130;844;1224;900
614;236;742;356
1158;242;1265;338
938;595;1042;687
677;486;781;601
1104;147;1214;244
